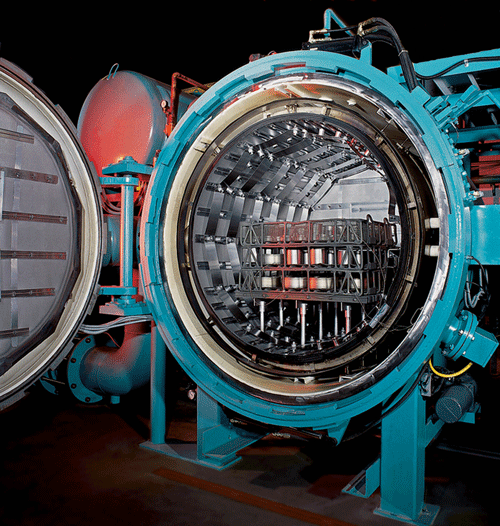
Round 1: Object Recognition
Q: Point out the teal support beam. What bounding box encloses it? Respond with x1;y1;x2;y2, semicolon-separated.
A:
376;386;441;525
195;389;265;468
343;457;381;499
142;387;266;469
150;322;167;445
120;177;135;292
323;8;354;35
344;373;444;526
387;48;500;87
99;174;139;307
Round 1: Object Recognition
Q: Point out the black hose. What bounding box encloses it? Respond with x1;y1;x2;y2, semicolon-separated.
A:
415;56;500;80
305;16;419;90
357;18;418;91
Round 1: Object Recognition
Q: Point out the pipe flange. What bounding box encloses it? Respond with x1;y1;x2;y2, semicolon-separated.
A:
442;310;478;361
66;336;103;404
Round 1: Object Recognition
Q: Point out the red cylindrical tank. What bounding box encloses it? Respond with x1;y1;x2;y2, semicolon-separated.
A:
77;68;195;176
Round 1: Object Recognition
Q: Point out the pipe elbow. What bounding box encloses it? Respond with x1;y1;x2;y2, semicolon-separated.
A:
81;328;151;396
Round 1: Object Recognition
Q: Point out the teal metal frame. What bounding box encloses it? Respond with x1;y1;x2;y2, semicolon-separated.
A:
100;157;151;316
142;384;265;470
141;48;465;421
344;384;443;525
137;12;500;525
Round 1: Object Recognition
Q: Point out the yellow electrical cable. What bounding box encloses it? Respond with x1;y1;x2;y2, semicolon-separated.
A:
429;358;473;378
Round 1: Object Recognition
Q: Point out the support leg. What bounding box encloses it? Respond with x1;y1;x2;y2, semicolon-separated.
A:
195;389;266;468
142;364;266;470
375;385;440;525
150;322;167;444
343;380;442;525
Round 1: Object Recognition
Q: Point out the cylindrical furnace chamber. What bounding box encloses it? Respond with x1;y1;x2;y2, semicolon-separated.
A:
139;50;470;428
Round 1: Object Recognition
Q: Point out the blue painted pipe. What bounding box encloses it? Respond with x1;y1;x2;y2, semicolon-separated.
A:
80;322;151;397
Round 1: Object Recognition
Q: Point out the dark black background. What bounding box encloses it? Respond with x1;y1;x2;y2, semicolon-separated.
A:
2;0;500;125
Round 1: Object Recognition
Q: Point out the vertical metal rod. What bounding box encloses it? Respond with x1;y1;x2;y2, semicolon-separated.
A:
345;305;352;334
259;300;266;332
120;182;135;289
324;8;355;36
279;300;284;327
0;169;5;218
150;322;167;445
167;73;210;135
318;302;323;341
300;302;307;347
334;302;339;336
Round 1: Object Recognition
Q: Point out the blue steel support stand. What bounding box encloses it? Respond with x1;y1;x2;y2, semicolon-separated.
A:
344;385;443;525
377;386;441;525
141;334;266;468
150;322;167;445
142;384;266;469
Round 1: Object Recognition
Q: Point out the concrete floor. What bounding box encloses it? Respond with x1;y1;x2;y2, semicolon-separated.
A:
1;383;499;526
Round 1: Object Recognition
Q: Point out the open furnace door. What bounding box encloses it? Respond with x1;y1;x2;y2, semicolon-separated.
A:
0;59;102;409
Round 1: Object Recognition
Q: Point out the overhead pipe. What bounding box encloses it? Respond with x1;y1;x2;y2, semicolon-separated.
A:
164;72;210;136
